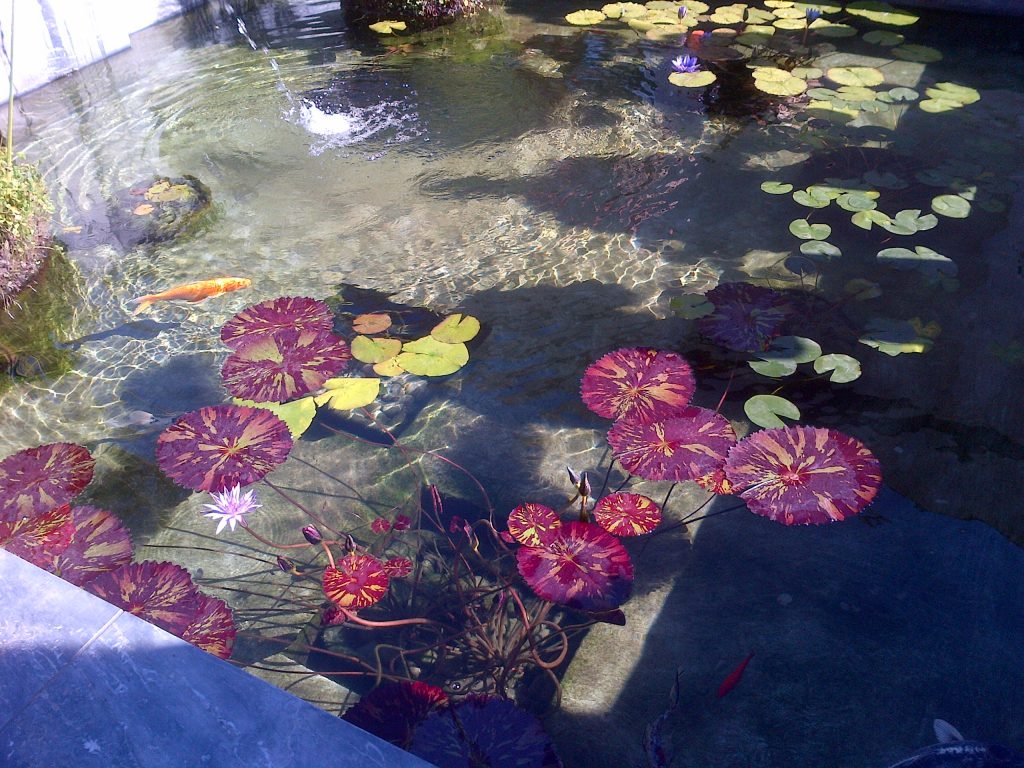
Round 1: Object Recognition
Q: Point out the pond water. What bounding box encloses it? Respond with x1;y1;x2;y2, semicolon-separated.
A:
3;1;1024;767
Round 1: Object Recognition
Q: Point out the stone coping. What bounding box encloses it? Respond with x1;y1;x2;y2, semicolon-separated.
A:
0;550;434;768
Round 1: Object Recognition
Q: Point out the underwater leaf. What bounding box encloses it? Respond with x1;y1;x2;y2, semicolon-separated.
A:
580;347;695;423
85;561;200;636
221;296;335;349
743;395;800;429
383;557;413;578
430;313;481;343
323;553;390;609
931;194;971;219
748;359;797;377
351;335;402;364
699;283;791;353
344;681;449;750
0;443;95;521
507;502;562;547
925;82;980;105
593;493;661;537
314;378;381;410
845;1;918;25
352;313;392;334
516;522;633;611
789;219;831;240
133;203;154;216
608;406;737;482
156;405;292;493
826;67;884;87
565;9;607;24
725;427;881;524
862;29;903;45
232;397;317;439
369;20;407;33
394;337;469;376
813;354;861;383
859;318;934;356
892;43;942;63
222;328;352;403
669;294;714;319
862;170;907;190
799;240;842;259
669;71;717;87
761;181;794;195
844;278;882;300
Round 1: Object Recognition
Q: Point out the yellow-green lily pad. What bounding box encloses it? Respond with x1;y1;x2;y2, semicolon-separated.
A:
800;240;841;258
810;21;857;37
669;70;717;87
789;219;831;240
851;210;892;230
877;246;956;275
761;181;794;194
892;44;942;63
813;353;861;383
233;397;317;439
565;9;607;25
925;82;980;105
793;188;831;208
754;73;806;96
681;0;710;11
846;1;919;26
862;29;903;45
931;194;971;219
602;2;647;18
395;337;469;376
315;378;381;410
744;394;801;428
369;20;407;33
772;17;805;29
791;67;822;79
373;358;405;377
431;313;481;343
859;319;933;356
826;67;884;87
351;335;403;364
669;294;714;319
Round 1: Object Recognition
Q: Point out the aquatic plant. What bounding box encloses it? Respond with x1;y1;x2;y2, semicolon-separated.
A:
202;485;262;534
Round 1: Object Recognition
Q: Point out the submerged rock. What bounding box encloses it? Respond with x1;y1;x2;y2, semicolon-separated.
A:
107;175;214;250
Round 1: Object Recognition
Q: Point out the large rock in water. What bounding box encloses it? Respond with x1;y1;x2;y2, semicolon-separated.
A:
345;0;491;29
107;175;214;250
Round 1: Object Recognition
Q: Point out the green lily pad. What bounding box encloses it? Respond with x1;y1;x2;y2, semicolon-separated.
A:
877;246;956;275
877;87;918;103
892;44;942;63
761;181;794;194
919;98;964;114
836;85;877;102
836;192;878;212
710;8;745;23
800;240;842;258
771;6;804;17
879;209;938;235
862;170;907;190
736;31;773;45
669;294;715;319
669;70;718;87
851;210;892;230
748;359;797;377
845;1;919;25
565;9;607;24
793;189;831;208
314;378;382;410
602;2;647;18
790;0;842;11
811;21;857;37
862;29;903;45
745;6;775;21
790;67;823;80
431;314;481;343
394;337;469;376
758;335;822;364
807;87;840;100
744;394;801;429
351;335;402;364
806;100;858;122
755;75;807;96
813;354;861;383
368;20;407;33
772;17;805;29
845;278;882;300
859;319;933;356
681;0;711;12
931;194;971;219
826;67;884;87
233;397;317;439
925;82;980;105
789;219;831;240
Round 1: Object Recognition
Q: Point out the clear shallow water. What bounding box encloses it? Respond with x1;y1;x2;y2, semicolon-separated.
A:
3;2;1024;766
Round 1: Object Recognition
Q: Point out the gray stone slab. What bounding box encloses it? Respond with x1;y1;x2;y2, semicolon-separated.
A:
893;0;1024;16
0;552;433;768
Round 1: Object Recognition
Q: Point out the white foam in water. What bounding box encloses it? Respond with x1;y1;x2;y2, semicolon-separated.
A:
299;102;357;137
295;99;424;157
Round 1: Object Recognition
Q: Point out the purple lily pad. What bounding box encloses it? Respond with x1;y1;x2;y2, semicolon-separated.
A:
84;561;201;636
220;296;335;349
46;505;134;586
580;348;695;423
698;283;791;352
0;503;74;569
0;443;94;521
344;681;449;749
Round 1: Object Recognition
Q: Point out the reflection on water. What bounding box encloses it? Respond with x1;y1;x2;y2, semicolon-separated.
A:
3;0;1024;765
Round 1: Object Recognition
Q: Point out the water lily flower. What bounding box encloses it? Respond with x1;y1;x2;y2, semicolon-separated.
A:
302;524;322;545
677;5;687;18
805;7;822;22
203;485;261;533
671;54;701;74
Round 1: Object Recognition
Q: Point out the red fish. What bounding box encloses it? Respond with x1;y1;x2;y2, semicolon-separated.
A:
716;652;754;698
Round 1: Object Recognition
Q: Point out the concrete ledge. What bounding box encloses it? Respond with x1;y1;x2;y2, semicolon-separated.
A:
0;550;434;768
892;0;1024;15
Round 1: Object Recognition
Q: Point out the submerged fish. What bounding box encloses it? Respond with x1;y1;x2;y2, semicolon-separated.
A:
886;720;1024;768
716;651;754;698
129;276;251;315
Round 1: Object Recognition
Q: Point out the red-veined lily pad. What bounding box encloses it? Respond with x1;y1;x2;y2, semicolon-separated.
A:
516;521;633;611
507;502;562;547
45;505;134;586
220;296;335;349
84;561;200;636
323;553;390;609
383;557;413;578
580;347;695;423
156;404;293;492
608;406;737;483
0;443;95;521
352;313;392;334
344;681;449;749
410;696;561;768
181;593;236;659
221;328;351;402
695;467;734;494
699;283;791;352
0;503;74;568
593;493;661;536
724;426;881;525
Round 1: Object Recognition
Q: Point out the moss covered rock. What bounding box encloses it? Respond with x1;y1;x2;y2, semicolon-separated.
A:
108;175;215;250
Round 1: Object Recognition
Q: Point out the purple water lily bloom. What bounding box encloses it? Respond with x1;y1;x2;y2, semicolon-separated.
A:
805;7;822;21
678;5;687;18
672;54;701;74
203;485;261;534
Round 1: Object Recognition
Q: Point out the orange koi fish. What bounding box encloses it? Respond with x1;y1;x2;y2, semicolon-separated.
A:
129;277;252;315
716;651;754;698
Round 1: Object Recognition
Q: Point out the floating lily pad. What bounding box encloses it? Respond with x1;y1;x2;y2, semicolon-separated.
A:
710;8;744;23
806;100;858;122
837;192;878;212
863;30;903;45
669;294;714;319
602;2;647;18
878;87;918;103
352;313;392;334
761;181;794;195
373;358;405;377
0;503;74;570
700;283;791;352
811;21;857;37
759;336;822;364
669;71;718;87
221;296;334;349
836;85;877;102
826;67;884;87
925;82;980;105
394;337;469;376
593;493;662;537
790;67;822;79
507;502;562;547
877;246;957;276
748;359;797;377
792;188;831;208
680;0;710;12
772;17;805;29
369;20;407;33
431;314;481;343
789;219;831;240
753;68;807;96
565;9;607;24
580;347;695;423
314;378;381;410
859;318;934;355
931;194;971;219
892;43;942;63
800;240;842;258
181;593;235;659
879;209;938;235
351;335;402;364
0;443;95;521
845;1;918;25
813;353;861;383
743;394;800;429
85;561;200;636
862;170;907;189
232;397;317;439
45;505;134;586
323;553;390;609
344;681;448;750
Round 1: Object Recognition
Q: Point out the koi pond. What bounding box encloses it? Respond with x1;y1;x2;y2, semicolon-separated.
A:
2;1;1024;766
